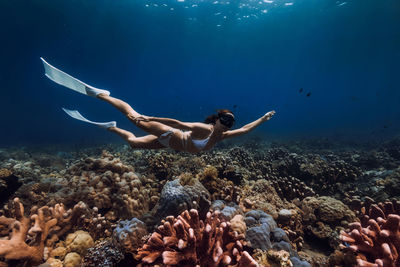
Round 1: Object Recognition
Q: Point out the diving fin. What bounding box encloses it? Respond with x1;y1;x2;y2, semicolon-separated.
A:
62;108;116;129
40;57;110;97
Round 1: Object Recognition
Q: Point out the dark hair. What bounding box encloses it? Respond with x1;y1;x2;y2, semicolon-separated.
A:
204;109;234;125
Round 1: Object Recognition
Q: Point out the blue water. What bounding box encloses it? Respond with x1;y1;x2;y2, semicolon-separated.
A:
1;0;399;146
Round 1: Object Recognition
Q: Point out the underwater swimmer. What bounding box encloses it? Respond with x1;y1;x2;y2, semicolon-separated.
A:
41;58;275;153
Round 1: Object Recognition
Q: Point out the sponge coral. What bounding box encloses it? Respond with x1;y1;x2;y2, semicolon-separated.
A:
136;209;258;267
340;200;400;267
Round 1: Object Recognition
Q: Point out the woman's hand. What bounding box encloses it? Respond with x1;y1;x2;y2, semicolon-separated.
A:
132;115;151;123
262;110;276;122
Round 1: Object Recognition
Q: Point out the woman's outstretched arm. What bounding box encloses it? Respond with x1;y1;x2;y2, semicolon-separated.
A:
222;110;276;139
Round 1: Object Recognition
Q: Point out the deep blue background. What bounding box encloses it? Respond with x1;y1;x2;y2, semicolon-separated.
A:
1;0;399;146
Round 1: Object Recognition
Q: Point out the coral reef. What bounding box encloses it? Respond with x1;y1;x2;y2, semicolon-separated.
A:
0;169;21;205
63;252;81;267
210;200;242;221
266;250;292;266
11;151;158;222
276;208;304;251
65;230;94;255
43;225;109;266
326;249;357;267
244;210;277;251
82;239;125;267
340;200;400;266
200;147;254;184
197;166;239;202
270;175;315;201
1;137;400;267
271;151;362;196
382;136;400;160
0;198;86;266
136;209;258;266
151;177;211;224
239;179;298;220
376;168;400;200
301;196;357;249
230;215;247;235
61;151;152;219
142;150;206;180
113;218;149;256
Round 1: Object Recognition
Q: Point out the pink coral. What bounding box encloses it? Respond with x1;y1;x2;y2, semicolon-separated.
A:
340;200;400;267
136;209;258;267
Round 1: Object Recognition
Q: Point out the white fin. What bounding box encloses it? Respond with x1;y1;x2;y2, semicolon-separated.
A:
62;108;116;129
41;57;110;97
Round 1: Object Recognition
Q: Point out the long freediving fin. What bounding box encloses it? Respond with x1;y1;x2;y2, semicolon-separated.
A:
62;108;116;129
40;57;110;97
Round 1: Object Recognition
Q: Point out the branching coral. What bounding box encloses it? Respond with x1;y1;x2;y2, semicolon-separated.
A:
340;200;400;267
0;198;85;266
136;209;258;267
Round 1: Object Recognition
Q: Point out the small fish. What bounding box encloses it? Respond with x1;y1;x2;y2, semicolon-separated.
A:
233;104;238;109
383;123;391;129
299;88;303;93
350;96;358;101
306;92;311;97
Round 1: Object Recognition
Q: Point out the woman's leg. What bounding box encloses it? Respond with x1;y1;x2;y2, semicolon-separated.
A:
108;127;164;149
108;126;135;141
97;94;170;137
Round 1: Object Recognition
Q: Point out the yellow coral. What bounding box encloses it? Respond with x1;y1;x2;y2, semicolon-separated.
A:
178;172;196;186
63;252;81;267
49;246;67;260
252;249;272;267
45;257;63;267
0;169;12;178
267;250;293;267
199;165;219;181
65;230;94;255
230;214;247;235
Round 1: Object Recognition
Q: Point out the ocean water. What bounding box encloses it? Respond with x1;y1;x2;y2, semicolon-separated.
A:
1;2;400;266
1;0;399;147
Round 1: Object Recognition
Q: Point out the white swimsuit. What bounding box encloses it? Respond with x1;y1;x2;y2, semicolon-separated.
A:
158;128;212;152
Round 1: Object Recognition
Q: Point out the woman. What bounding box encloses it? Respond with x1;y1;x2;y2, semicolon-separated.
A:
41;58;276;153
